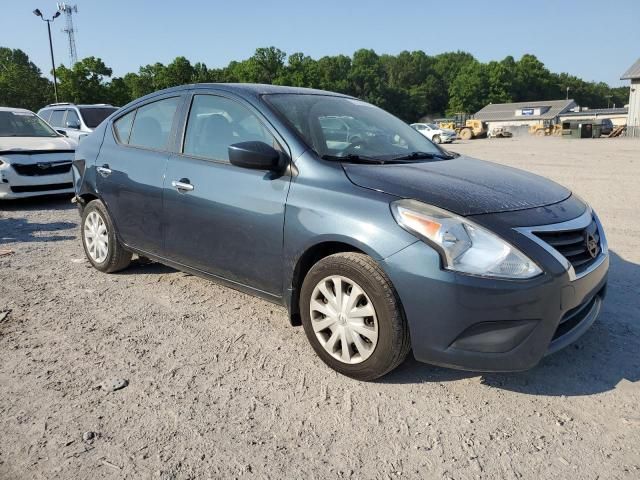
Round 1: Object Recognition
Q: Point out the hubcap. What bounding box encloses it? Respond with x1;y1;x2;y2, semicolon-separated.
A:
84;211;109;263
310;275;378;364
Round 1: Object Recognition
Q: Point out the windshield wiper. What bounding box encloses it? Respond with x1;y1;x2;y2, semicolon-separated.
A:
390;151;457;161
321;154;388;164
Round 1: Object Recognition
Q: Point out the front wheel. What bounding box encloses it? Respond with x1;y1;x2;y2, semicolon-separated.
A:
300;253;411;381
432;134;441;144
81;200;132;273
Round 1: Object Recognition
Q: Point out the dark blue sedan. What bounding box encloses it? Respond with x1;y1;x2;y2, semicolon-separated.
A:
73;84;608;380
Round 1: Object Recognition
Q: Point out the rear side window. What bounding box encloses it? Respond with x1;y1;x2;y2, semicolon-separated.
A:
80;107;118;128
128;97;180;150
49;110;65;127
39;110;52;122
113;110;136;144
183;94;277;162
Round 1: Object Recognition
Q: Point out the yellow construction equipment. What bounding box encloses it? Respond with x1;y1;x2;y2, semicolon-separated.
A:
529;124;562;136
436;116;487;140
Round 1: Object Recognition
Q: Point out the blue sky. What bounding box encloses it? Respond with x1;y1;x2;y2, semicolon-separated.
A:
3;0;639;86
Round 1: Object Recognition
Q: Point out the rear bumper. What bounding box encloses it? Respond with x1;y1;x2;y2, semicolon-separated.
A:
0;163;73;199
383;241;608;372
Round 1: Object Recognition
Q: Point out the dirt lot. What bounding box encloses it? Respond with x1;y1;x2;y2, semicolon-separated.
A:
1;136;639;479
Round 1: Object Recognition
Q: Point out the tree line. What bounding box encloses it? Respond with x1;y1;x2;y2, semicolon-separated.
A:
0;46;629;122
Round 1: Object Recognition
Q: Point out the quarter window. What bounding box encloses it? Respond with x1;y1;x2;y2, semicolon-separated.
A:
128;97;180;150
113;110;136;144
183;95;277;162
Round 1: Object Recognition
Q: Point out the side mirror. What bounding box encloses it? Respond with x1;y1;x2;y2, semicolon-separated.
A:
228;141;282;171
56;129;68;137
66;119;81;129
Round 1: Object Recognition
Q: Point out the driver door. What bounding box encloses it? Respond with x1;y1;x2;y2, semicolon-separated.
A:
162;93;292;295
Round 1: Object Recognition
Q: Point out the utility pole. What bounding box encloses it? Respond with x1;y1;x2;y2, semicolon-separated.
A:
566;86;570;100
57;3;78;66
33;8;61;103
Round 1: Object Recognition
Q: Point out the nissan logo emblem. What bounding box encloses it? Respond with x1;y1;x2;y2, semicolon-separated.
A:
585;233;599;259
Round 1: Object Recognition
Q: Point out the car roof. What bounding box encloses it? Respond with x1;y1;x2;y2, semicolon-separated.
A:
0;106;35;114
128;83;354;106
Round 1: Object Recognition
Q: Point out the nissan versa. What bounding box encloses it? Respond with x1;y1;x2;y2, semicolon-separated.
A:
72;84;608;380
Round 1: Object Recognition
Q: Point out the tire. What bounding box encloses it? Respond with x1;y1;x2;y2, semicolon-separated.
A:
459;128;473;140
300;252;411;381
432;134;441;144
535;129;545;137
81;199;132;273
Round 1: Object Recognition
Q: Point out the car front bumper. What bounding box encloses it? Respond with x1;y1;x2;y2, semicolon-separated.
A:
382;210;608;372
0;161;74;199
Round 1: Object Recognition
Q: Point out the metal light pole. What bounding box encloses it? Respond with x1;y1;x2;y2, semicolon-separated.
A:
33;8;61;103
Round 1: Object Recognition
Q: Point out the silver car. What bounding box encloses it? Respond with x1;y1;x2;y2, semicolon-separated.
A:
38;103;118;142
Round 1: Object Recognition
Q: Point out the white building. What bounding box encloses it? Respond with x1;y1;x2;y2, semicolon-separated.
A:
558;107;629;127
621;58;640;138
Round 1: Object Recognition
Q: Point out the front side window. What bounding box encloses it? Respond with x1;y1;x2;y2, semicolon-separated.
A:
0;110;59;138
128;97;180;150
65;109;80;127
49;109;65;127
266;94;441;160
183;95;277;162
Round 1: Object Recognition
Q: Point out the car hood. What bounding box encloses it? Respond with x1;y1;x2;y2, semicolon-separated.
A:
0;136;76;152
342;155;571;216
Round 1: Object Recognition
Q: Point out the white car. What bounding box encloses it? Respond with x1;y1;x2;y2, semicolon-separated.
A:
0;107;77;199
410;123;456;144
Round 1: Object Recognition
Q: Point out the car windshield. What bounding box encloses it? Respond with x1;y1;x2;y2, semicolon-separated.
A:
0;111;58;137
80;107;118;128
427;124;439;129
265;94;442;160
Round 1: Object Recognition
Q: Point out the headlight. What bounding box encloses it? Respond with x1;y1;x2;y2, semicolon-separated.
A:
391;199;542;279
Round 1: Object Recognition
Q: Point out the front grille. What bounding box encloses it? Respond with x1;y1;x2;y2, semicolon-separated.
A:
533;217;601;275
12;161;72;176
10;183;73;193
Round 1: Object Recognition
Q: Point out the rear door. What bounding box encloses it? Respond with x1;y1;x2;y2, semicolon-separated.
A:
162;92;291;295
96;95;184;255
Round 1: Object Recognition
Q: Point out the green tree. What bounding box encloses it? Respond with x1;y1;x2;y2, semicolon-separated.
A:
55;57;112;103
447;61;488;114
0;47;52;111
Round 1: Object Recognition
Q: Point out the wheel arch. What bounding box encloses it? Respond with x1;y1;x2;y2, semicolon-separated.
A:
286;240;371;326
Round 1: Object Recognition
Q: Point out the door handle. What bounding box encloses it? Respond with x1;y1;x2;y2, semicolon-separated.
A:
171;179;194;193
96;165;112;177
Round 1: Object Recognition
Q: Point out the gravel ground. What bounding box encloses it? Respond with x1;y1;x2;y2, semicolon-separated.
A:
1;136;639;479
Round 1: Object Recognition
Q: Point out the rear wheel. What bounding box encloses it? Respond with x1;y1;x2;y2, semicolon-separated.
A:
81;200;132;273
300;253;410;381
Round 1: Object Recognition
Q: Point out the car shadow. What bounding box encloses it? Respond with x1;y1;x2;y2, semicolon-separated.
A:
120;260;177;275
381;250;640;397
1;196;77;244
0;194;75;212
